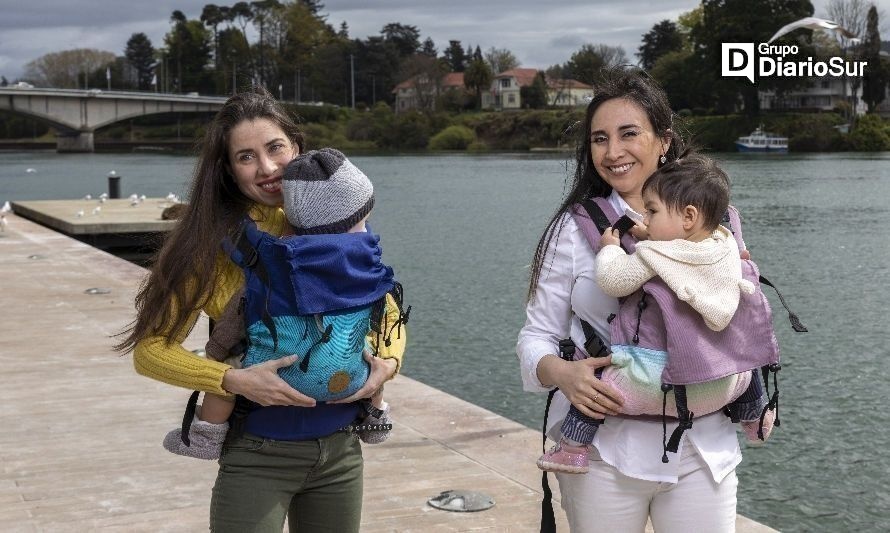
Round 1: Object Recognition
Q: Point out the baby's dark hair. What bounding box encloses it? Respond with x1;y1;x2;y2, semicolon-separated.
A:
641;150;730;231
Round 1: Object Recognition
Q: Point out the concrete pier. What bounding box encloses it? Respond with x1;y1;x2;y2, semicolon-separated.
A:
0;212;777;532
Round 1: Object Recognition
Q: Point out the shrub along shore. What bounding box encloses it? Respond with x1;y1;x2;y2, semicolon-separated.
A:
3;104;889;153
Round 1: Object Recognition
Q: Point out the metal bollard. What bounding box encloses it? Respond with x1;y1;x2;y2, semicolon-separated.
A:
108;171;121;199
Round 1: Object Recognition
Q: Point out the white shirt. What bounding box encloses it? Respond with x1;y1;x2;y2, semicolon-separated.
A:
517;192;741;483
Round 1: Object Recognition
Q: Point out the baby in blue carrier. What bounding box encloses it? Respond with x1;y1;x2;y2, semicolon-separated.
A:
164;148;400;459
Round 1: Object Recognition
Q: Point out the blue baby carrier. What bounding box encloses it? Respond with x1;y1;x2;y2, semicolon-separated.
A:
175;217;408;447
226;217;404;401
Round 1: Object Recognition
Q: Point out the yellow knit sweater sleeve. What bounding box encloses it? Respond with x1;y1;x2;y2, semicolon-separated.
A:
370;292;407;375
132;206;288;396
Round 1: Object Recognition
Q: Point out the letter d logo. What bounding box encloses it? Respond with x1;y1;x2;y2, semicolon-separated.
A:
722;43;755;84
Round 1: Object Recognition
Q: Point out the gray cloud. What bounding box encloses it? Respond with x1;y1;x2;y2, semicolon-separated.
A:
0;0;845;81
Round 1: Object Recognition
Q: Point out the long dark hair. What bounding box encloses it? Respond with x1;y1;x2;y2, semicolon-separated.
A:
526;66;686;300
116;86;304;352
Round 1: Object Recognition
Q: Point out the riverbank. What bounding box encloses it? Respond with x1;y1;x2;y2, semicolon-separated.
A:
4;105;889;154
0;210;779;532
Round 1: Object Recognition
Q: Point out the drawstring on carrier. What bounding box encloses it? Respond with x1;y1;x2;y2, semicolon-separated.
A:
661;383;694;463
758;363;782;439
298;323;333;373
633;294;648;344
661;383;671;463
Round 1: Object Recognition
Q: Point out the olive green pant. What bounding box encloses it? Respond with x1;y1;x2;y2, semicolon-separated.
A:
210;431;363;532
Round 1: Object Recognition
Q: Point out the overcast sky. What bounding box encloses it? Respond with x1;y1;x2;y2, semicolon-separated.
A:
0;0;853;82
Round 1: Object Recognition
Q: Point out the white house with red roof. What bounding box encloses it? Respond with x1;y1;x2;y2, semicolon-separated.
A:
392;72;466;113
481;68;593;109
547;78;594;107
482;68;538;110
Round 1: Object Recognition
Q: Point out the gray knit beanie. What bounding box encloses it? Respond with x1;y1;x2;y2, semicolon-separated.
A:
282;148;374;235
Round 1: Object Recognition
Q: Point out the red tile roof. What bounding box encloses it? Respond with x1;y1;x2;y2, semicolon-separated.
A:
392;72;466;93
442;72;464;89
495;68;539;87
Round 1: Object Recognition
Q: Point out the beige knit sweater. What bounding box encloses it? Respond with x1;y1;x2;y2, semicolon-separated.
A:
596;226;755;331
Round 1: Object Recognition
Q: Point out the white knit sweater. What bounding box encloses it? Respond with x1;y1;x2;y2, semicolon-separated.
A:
596;225;755;331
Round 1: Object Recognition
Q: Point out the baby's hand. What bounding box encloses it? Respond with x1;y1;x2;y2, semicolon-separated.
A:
600;227;621;249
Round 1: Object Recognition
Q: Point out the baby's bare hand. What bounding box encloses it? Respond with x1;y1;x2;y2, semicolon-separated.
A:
600;227;621;248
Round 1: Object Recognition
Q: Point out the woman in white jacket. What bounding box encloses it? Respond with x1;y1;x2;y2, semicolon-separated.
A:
518;67;743;533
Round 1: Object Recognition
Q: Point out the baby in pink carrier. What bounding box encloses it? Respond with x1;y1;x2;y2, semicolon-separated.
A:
538;153;779;474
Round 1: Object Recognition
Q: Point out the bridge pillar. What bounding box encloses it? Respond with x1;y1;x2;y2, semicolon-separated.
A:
56;131;95;153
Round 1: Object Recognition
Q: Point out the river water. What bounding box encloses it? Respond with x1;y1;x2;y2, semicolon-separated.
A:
2;150;888;532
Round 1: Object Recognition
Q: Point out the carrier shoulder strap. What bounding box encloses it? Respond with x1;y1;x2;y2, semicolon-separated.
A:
227;218;279;350
575;198;629;253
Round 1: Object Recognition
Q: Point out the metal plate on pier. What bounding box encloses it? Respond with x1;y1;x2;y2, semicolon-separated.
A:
427;489;495;512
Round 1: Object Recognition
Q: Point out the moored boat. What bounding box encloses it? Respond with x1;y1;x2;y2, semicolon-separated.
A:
735;127;788;152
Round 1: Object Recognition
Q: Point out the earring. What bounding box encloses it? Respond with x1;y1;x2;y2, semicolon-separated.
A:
659;154;666;164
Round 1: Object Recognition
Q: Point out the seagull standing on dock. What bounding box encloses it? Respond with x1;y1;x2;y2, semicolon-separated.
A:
0;214;7;232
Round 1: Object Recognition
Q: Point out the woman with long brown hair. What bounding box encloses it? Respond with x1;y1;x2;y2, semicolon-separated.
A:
118;87;404;532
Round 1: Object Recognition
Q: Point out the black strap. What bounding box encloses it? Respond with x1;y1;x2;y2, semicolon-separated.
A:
539;339;576;533
579;318;608;358
179;390;202;446
759;275;808;332
579;199;629;253
664;385;694;461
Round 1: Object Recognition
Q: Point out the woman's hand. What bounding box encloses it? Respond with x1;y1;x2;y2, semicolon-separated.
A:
330;350;397;404
222;355;317;407
539;354;623;419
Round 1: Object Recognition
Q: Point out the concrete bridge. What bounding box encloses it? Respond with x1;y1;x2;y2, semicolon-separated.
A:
0;87;228;152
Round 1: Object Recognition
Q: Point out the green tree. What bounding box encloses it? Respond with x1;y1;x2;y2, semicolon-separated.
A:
848;113;890;150
651;48;714;112
484;47;518;74
381;23;421;57
421;37;437;57
861;5;886;113
566;44;627;85
230;2;253;34
164;12;212;93
689;0;814;115
276;1;336;101
201;4;226;71
24;48;116;88
443;40;467;72
464;55;493;109
125;33;156;90
520;71;548;109
353;36;401;105
251;0;283;87
218;26;252;93
637;20;683;71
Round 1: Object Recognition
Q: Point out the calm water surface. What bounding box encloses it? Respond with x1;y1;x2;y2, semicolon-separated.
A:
2;150;888;532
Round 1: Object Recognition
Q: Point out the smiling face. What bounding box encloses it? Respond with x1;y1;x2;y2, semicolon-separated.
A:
227;118;298;206
589;98;669;209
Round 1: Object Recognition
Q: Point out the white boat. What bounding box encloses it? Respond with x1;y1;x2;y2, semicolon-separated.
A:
735;127;788;152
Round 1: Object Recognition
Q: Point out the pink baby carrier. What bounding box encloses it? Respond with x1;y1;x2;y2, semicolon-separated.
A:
570;197;807;460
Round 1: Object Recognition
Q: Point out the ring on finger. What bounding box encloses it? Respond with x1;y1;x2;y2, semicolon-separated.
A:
593;392;600;403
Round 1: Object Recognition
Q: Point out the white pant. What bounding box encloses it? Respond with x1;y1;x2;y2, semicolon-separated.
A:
556;445;737;533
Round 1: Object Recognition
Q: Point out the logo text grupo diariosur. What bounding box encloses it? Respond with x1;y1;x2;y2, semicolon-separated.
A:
722;43;867;84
